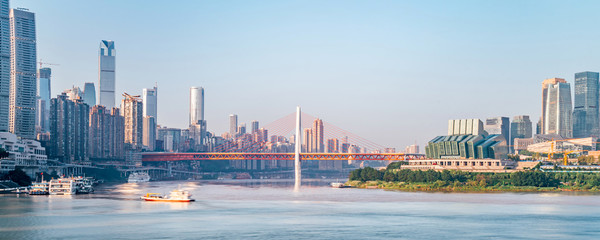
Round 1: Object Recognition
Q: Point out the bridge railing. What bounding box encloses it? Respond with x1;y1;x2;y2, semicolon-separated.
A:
141;153;425;162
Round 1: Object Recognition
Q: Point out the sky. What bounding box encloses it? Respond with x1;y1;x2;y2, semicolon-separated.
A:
14;0;600;151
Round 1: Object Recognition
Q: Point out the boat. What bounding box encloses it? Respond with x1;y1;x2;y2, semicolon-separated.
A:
74;177;94;194
128;172;150;183
29;181;49;195
49;178;77;195
330;182;346;188
141;188;195;202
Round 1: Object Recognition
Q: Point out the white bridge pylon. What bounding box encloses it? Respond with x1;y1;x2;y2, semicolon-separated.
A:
294;106;302;191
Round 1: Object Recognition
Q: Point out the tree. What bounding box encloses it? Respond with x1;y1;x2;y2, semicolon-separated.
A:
383;171;397;182
2;168;32;186
0;148;9;159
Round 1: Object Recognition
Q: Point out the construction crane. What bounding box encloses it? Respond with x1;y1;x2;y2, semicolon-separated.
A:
38;60;60;69
122;93;141;101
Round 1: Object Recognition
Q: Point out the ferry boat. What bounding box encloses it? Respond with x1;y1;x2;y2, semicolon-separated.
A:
49;178;77;195
141;188;195;202
29;181;50;195
128;172;150;183
330;182;346;188
74;177;94;194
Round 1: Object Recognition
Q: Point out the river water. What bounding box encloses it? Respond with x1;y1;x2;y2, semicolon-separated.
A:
1;179;599;239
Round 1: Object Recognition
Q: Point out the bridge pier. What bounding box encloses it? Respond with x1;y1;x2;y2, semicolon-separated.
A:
294;106;301;191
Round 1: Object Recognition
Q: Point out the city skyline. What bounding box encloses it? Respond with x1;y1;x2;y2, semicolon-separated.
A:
13;0;600;149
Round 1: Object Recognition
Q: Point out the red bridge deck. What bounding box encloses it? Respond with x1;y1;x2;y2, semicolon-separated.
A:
142;153;425;162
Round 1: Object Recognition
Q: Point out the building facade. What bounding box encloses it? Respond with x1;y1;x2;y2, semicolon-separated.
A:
99;40;115;108
142;116;156;151
143;86;157;123
8;8;36;139
49;94;89;163
36;68;51;134
447;119;484;136
312;119;324;153
82;82;96;107
484;117;509;140
573;71;600;138
541;78;567;135
88;105;124;160
121;94;143;149
229;114;238;137
510;115;532;147
0;131;47;176
189;87;203;125
544;80;572;138
0;0;9;132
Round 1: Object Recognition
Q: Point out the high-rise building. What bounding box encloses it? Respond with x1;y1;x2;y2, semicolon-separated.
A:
82;82;96;107
143;86;157;122
63;86;83;101
256;128;268;143
303;128;312;153
49;94;89;163
143;116;156;151
8;8;36;139
447;119;484;136
121;94;143;149
0;0;8;132
237;124;246;135
484;117;510;141
189;87;203;125
312;119;324;153
88;105;124;160
251;120;259;133
541;78;567;135
573;71;600;138
510;115;532;148
405;144;419;154
99;40;115;108
543;80;572;138
229;114;238;137
36;68;51;134
326;138;340;153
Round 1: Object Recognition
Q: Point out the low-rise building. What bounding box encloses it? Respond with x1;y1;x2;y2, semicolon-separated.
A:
400;159;516;172
0;132;47;176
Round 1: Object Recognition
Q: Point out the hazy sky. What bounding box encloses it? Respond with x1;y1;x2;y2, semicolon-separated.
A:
16;0;600;150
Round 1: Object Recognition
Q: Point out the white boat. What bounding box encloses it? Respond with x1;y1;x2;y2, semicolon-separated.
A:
128;172;150;183
49;178;77;195
141;188;195;202
73;176;94;194
330;182;346;188
29;181;49;195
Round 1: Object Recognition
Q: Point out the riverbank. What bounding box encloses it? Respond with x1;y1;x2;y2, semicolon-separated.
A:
346;181;600;193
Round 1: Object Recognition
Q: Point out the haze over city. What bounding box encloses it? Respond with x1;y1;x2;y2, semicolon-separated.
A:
18;0;600;149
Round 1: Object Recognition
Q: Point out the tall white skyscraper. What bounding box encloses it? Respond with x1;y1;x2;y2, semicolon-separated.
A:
544;81;572;138
143;86;157;122
36;68;51;133
9;8;36;139
189;87;204;125
229;114;238;137
0;0;9;132
99;40;115;108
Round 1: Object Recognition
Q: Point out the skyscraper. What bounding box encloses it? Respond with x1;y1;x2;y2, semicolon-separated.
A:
251;120;259;133
189;87;203;125
36;68;51;133
484;117;509;140
122;93;143;149
143;116;156;151
143;86;157;123
88;105;124;160
573;71;600;138
82;82;96;107
510;115;532;146
229;114;238;137
8;8;36;139
544;80;572;138
99;40;115;108
0;0;9;132
541;78;567;135
312;119;324;153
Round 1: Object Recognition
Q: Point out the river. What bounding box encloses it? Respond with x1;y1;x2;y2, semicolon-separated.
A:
1;180;599;239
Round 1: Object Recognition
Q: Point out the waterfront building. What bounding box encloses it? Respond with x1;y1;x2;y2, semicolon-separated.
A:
425;134;508;160
312;119;324;153
543;79;572;138
229;114;237;137
510;115;532;147
121;93;143;149
0;0;9;132
8;8;36;139
400;159;516;172
49;94;89;163
0;131;47;176
251;120;259;133
447;119;484;136
36;68;51;134
484;117;509;141
82;82;96;107
573;71;600;138
142;116;156;151
88;105;124;160
99;40;115;108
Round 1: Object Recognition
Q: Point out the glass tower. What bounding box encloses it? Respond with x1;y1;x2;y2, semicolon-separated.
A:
0;0;9;132
99;40;115;108
544;82;572;138
36;68;51;133
573;71;599;138
82;82;96;107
